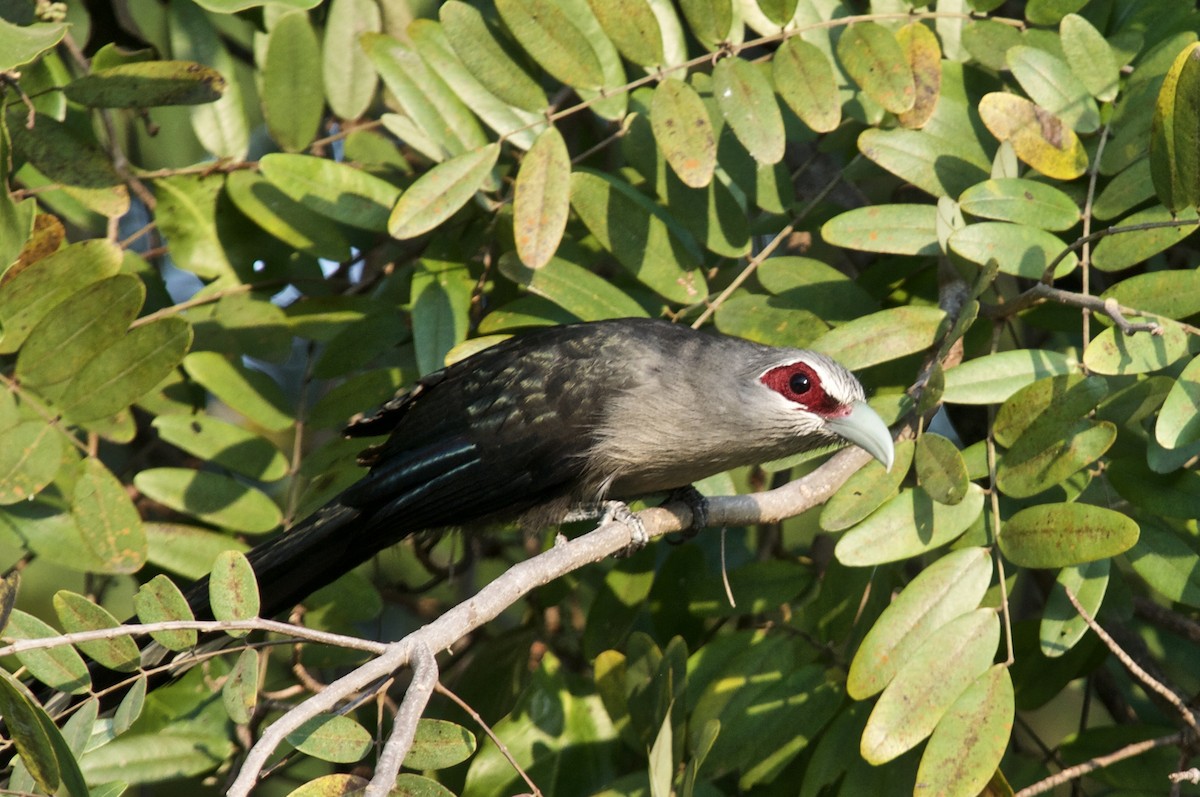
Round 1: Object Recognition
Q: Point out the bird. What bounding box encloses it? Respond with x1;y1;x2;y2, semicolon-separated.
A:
208;316;896;622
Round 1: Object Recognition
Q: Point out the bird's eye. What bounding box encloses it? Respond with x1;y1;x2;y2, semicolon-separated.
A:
760;361;838;414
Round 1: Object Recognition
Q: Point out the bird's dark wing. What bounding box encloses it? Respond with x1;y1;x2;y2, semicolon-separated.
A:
235;321;652;620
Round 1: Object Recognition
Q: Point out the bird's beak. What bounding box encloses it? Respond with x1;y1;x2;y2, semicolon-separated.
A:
826;401;895;471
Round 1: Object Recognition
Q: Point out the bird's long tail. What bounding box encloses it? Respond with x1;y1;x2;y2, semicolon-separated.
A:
182;499;381;622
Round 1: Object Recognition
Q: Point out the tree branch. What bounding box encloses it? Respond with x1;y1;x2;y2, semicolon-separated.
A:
223;444;878;795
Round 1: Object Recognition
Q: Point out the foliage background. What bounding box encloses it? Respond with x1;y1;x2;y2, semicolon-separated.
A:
1;0;1199;795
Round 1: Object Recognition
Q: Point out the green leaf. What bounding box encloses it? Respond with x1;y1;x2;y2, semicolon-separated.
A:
569;168;706;303
993;374;1107;448
64;60;225;107
848;547;993;699
712;57;785;164
773;37;840;133
71;457;147;574
113;674;147;736
835;484;985;566
389;144;500;239
209;549;260;630
498;253;648;320
1125;523;1200;608
1060;14;1119;102
153;175;236;279
438;1;547;113
1025;0;1086;25
587;0;664;67
259;153;400;232
287;715;373;763
135;468;282;534
17;274;144;390
0;239;123;353
513;127;571;268
821;440;914;532
1041;559;1109;657
756;257;878;323
59;317;193;423
225;170;352;261
0;421;63;505
678;0;733;50
222;648;259;725
133;574;198;650
949;222;1077;280
1156;356;1200;450
810;306;946;370
837;22;915;114
53;590;140;672
915;433;969;505
80;729;234;783
496;0;604;88
404;719;478;770
651;78;716;188
5;108;130;218
321;0;381;120
915;665;1013;797
978;92;1088;180
861;609;999;764
364;31;488;162
167;0;249;158
183;351;295;431
1149;42;1200;213
284;774;370;796
962;19;1021;71
1094;159;1154;221
999;503;1139;568
943;349;1073;404
1092;205;1198;272
409;18;545;150
713;294;824;349
997;420;1115;499
152;414;289;481
958;178;1080;231
858;127;991;198
145;522;249;581
0;18;67;70
0;668;61;794
5;609;91;694
411;261;474;375
1083;319;1189;375
1108;457;1200;519
822;204;939;255
1006;45;1099;133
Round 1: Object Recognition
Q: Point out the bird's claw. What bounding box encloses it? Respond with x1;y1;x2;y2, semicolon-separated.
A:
600;500;648;555
666;485;708;540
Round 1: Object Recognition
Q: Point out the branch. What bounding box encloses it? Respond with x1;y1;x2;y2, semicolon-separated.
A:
980;282;1200;336
1063;588;1200;737
0;618;387;659
1014;732;1183;797
224;444;878;795
367;643;436;797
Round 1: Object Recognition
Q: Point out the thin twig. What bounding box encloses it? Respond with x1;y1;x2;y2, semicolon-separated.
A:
1040;218;1200;283
435;682;544;797
0;618;387;659
1014;732;1183;797
981;282;1200;336
1063;588;1200;736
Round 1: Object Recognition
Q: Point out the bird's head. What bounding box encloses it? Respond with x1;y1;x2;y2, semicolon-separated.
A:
756;354;895;470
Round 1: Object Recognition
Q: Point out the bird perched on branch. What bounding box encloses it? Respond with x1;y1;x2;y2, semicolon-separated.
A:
218;317;894;621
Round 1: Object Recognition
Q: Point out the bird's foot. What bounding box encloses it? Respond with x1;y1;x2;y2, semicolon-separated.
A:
664;485;708;544
599;500;648;555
